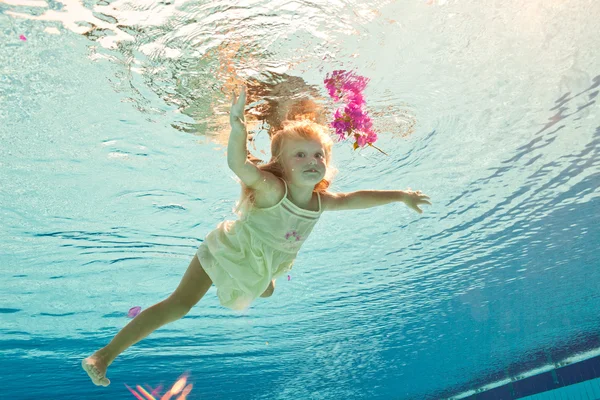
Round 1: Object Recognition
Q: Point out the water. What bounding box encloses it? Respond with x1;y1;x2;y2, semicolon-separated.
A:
1;0;599;399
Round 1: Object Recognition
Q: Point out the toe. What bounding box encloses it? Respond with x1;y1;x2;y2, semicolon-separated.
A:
82;362;96;384
82;359;106;386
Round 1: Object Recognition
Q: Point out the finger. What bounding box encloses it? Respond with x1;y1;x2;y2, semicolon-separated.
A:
231;90;237;106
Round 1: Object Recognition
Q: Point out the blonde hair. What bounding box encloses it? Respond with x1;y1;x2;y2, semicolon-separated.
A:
234;119;338;216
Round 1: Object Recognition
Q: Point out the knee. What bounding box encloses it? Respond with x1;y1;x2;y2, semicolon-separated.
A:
161;298;193;319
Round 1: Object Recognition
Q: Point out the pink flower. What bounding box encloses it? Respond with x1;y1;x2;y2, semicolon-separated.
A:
127;306;141;318
324;70;383;151
285;230;302;241
324;70;370;104
356;134;367;147
348;92;365;106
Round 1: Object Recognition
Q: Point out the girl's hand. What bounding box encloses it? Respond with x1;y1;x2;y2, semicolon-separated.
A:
230;86;247;133
403;189;431;214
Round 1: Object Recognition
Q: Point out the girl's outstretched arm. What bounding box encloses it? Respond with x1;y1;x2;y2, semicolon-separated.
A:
321;190;431;213
227;86;249;167
227;87;279;194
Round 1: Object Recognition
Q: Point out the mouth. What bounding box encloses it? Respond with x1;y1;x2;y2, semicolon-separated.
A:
304;169;319;173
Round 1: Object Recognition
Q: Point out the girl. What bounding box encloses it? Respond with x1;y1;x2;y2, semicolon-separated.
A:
82;86;431;387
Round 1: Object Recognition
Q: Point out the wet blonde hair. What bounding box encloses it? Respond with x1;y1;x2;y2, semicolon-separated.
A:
234;119;338;216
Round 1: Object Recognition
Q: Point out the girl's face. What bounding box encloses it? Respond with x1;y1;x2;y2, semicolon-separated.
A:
281;138;327;185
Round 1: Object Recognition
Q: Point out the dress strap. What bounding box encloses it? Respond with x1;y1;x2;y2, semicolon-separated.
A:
279;177;288;198
316;191;322;212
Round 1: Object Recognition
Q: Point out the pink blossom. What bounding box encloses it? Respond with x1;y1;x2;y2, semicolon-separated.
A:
127;306;141;318
324;70;381;151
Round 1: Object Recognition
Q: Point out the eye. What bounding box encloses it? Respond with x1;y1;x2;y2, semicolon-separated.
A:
296;152;305;158
316;153;324;159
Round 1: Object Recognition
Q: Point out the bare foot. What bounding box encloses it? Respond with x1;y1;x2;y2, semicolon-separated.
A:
81;354;110;387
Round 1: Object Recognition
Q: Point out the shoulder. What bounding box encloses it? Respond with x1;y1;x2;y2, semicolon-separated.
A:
253;171;286;208
319;191;346;212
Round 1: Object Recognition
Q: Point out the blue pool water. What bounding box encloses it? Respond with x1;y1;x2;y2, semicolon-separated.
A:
1;1;599;399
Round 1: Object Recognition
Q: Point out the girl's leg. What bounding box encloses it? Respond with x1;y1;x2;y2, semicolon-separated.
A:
82;254;212;386
260;279;275;298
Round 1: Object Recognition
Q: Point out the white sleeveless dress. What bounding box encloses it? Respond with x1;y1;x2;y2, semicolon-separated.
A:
196;178;323;310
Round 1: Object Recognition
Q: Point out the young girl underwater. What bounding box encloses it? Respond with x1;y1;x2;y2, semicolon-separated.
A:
82;85;431;387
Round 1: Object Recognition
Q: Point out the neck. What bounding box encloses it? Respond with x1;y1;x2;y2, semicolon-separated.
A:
286;181;314;206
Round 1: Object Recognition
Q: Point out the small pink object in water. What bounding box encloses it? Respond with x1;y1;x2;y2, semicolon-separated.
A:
148;384;162;397
127;306;141;318
287;275;290;281
19;35;27;41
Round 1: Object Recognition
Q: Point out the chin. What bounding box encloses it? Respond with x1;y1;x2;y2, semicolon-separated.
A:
296;177;321;186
